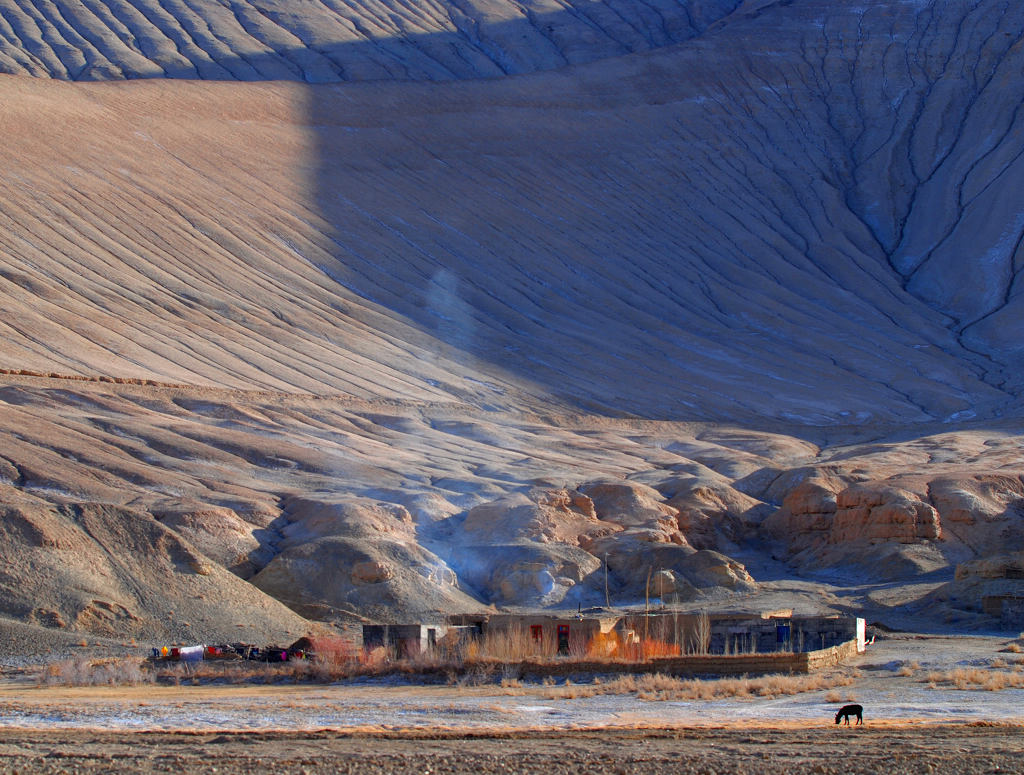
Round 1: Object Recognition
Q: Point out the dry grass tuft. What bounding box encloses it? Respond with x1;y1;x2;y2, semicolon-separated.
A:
464;626;546;663
499;677;523;694
43;657;152;686
924;667;1024;691
540;670;855;701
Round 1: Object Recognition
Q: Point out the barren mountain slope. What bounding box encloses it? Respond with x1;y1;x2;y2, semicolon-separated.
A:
0;0;742;81
2;0;1023;422
0;0;1022;642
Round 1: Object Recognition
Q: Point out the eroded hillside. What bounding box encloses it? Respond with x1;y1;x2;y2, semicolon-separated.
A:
0;0;742;81
0;0;1022;644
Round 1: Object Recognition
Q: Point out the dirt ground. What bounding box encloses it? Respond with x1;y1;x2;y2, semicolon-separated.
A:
1;633;1024;773
0;725;1021;775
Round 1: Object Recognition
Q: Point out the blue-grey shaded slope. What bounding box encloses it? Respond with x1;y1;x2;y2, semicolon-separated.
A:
0;0;741;81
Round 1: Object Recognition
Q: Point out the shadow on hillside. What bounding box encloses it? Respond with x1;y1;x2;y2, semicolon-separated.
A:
35;0;739;82
58;0;1022;427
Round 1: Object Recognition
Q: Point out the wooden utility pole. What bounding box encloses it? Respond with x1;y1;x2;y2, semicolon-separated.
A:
644;567;651;656
604;554;610;608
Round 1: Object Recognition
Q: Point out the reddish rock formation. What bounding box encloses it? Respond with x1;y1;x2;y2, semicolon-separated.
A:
580;482;688;546
831;485;941;545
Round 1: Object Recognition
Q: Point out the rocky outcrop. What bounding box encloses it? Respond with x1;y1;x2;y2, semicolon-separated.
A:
762;470;1024;581
760;473;844;553
0;501;311;642
580;482;687;546
250;495;478;619
765;478;941;545
277;496;416;547
763;476;944;579
456;542;602;607
928;476;1024;556
955;552;1024;583
667;481;772;551
680;550;756;592
608;545;755;602
154;504;270;578
251;535;482;622
770;462;1024;573
350;560;394;585
461;488;617;546
831;485;941;545
452;485;756;607
926;551;1024;617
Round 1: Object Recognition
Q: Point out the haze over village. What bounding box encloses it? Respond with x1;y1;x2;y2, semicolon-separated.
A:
0;0;1021;675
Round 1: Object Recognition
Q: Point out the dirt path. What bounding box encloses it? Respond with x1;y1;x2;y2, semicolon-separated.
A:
0;725;1020;774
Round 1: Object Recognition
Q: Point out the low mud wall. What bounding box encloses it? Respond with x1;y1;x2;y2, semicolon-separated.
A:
500;638;861;680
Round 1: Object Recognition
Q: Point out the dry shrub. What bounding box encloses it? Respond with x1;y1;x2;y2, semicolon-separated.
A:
44;657;151;686
144;652;368;686
587;631;620;658
466;625;539;663
456;663;498;688
308;637;357;664
458;624;657;667
623;639;681;661
585;631;681;661
361;645;389;666
543;670;854;701
751;673;852;698
925;668;1024;691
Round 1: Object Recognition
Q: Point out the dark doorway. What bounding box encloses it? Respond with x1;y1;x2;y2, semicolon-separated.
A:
557;624;570;655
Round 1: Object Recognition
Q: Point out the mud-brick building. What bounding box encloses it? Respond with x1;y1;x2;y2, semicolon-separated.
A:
367;611;865;659
706;613;864;654
619;610;865;655
449;611;621;656
487;612;620;656
982;595;1024;629
361;623;472;657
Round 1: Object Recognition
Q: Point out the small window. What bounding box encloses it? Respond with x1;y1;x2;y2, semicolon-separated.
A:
530;625;543;642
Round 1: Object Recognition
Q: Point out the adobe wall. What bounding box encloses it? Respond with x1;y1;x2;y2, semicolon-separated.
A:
362;624;453;655
1000;596;1024;629
500;637;862;679
617;613;863;655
